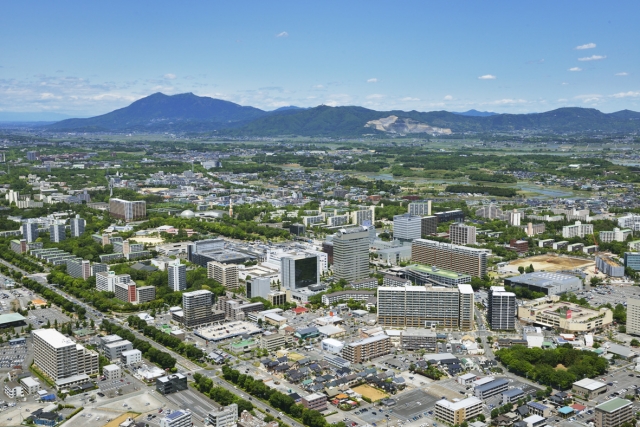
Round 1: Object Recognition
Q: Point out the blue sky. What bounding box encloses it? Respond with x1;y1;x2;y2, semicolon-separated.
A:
1;1;639;117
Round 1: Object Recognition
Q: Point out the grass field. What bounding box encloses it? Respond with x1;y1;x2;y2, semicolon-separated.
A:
506;255;593;274
352;384;389;402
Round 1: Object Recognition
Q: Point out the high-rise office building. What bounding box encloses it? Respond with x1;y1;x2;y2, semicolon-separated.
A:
50;224;66;243
488;286;516;330
628;298;640;336
281;254;320;290
434;210;465;223
21;222;38;243
332;227;370;282
408;201;432;217
421;216;438;237
168;260;187;292
412;239;487;278
32;329;99;383
109;198;146;222
393;214;422;241
182;290;214;327
449;223;476;245
247;277;271;299
377;284;474;329
70;215;86;238
207;261;239;289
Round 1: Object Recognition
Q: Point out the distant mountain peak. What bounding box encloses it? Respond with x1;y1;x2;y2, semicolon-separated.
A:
453;109;497;117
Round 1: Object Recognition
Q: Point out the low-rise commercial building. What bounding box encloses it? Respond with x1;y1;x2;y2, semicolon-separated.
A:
103;364;123;381
518;296;613;332
156;373;188;395
399;329;437;351
504;271;582;296
572;378;608;400
160;410;192;427
104;340;133;360
118;349;141;366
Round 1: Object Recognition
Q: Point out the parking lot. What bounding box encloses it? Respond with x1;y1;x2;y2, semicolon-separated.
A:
0;342;28;369
27;307;71;328
97;372;142;398
578;285;640;308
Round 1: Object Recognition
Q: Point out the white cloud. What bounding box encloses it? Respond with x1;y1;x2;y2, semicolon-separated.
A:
574;94;602;103
561;82;569;85
164;73;177;80
568;67;582;72
367;78;378;83
313;84;324;89
478;74;496;80
366;94;384;99
611;91;640;98
578;55;606;61
443;95;453;101
575;43;596;50
401;97;420;101
276;31;289;38
557;98;568;102
485;98;527;105
615;72;629;76
40;92;59;100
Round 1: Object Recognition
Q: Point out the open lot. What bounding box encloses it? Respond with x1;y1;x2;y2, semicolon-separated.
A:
507;255;593;273
352;384;388;402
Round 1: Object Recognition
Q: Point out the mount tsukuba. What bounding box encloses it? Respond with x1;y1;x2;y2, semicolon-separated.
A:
44;92;640;136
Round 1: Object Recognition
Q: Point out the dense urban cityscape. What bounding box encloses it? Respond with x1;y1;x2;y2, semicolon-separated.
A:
2;2;640;427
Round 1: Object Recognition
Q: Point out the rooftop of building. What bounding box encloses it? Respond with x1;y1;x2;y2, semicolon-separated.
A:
33;329;76;348
435;396;482;410
596;397;632;413
407;263;471;280
346;334;389;347
573;378;607;391
508;271;580;285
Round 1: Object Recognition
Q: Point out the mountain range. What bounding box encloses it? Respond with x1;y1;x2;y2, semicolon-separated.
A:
44;92;640;136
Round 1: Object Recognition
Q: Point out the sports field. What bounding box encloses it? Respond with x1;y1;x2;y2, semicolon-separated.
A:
353;384;389;402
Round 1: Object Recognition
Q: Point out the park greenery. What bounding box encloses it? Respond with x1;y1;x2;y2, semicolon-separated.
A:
495;345;609;390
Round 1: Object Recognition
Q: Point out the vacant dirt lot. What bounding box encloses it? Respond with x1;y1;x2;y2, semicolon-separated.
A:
506;255;593;273
353;384;389;402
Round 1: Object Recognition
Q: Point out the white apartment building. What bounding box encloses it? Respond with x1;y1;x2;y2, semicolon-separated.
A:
207;261;239;289
599;228;632;243
32;329;98;386
408;201;432;217
562;221;594;239
168;260;187;292
449;223;477;245
96;271;131;292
